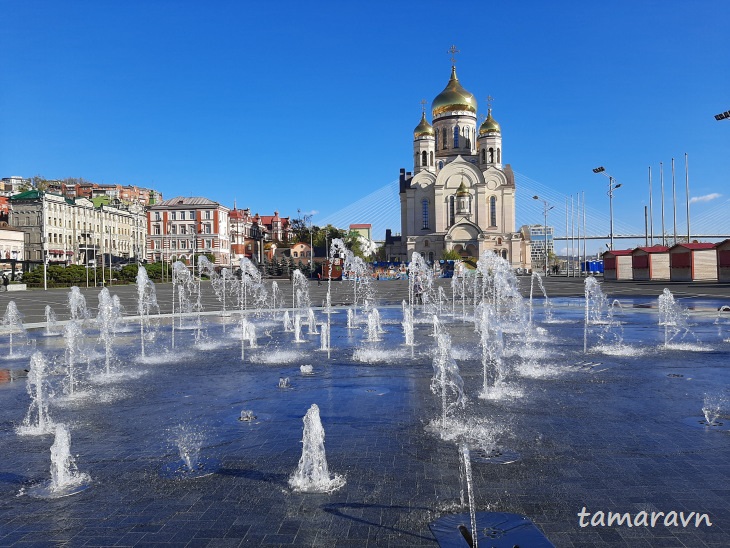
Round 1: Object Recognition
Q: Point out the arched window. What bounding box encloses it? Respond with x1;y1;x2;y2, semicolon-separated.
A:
501;249;508;260
488;147;494;163
424;239;430;247
435;131;438;149
430;151;434;166
497;237;502;245
422;199;429;230
442;128;447;150
438;161;444;170
497;148;501;163
449;196;455;226
490;196;497;226
429;252;434;262
453;126;460;149
481;149;486;163
421;151;427;166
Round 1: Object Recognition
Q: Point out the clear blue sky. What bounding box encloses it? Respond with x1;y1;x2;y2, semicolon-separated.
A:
1;1;728;248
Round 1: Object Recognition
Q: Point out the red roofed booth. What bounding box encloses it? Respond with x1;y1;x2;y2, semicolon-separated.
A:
669;243;717;281
602;249;633;281
631;246;670;281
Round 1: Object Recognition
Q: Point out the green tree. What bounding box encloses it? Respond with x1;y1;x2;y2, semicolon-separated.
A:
442;249;462;261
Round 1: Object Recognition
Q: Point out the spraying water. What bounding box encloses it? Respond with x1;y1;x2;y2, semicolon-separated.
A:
97;288;122;375
288;403;345;493
2;301;26;356
430;329;465;431
28;424;90;498
67;286;88;321
136;265;159;358
17;352;54;436
63;321;84;396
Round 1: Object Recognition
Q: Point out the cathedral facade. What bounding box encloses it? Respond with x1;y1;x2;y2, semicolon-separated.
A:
385;64;531;269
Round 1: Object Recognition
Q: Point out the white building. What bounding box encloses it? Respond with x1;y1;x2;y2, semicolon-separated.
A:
385;62;531;268
9;190;147;266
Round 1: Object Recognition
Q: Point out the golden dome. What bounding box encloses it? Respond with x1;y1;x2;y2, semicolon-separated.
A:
432;66;477;117
456;180;469;196
413;112;435;139
479;108;501;135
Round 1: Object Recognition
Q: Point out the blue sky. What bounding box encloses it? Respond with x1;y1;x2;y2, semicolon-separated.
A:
1;1;728;249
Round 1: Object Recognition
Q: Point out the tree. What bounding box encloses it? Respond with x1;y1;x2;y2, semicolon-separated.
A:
442;249;462;261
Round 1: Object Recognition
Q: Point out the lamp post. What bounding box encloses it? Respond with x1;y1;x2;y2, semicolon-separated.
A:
532;195;553;275
592;167;622;250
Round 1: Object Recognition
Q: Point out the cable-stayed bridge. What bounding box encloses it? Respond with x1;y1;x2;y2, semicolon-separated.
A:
318;172;730;246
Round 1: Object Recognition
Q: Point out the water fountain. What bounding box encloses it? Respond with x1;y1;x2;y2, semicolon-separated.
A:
27;423;90;498
288;403;345;493
16;352;54;436
306;308;318;335
67;286;88;321
97;288;121;376
4;270;730;546
136;265;159;359
319;323;330;356
162;423;218;479
2;300;26;357
366;308;383;342
658;288;689;347
430;330;465;431
44;305;60;336
476;302;507;399
292;269;310;313
529;271;554;324
63;321;84;396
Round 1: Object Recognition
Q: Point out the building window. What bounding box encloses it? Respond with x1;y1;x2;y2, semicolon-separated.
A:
421;151;427;167
154;212;160;221
442;128;447;149
449;196;455;226
481;149;486;163
490;196;497;227
497;148;501;163
190;211;195;220
180;225;186;234
453;126;459;148
293;251;298;258
171;211;177;220
430;151;434;166
422;199;429;230
489;147;494;163
205;211;211;220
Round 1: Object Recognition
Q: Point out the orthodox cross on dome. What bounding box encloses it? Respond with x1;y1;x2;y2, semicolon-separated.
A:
447;45;460;65
420;99;427;114
486;95;494;109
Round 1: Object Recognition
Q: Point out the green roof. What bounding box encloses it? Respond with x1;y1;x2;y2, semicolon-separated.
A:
9;190;41;201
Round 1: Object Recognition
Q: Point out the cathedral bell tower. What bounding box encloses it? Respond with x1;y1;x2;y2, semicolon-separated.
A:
413;104;435;174
477;100;502;169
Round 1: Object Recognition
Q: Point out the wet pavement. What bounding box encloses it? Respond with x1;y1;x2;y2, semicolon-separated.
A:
0;283;729;547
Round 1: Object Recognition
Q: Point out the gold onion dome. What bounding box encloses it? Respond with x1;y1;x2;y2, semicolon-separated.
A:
413;112;435;138
432;66;477;117
479;108;501;135
456;180;469;196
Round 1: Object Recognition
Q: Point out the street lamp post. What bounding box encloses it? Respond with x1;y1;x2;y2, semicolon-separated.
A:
592;167;622;250
532;195;554;275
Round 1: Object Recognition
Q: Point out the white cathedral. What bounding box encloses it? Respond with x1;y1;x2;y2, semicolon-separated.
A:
385;62;532;270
